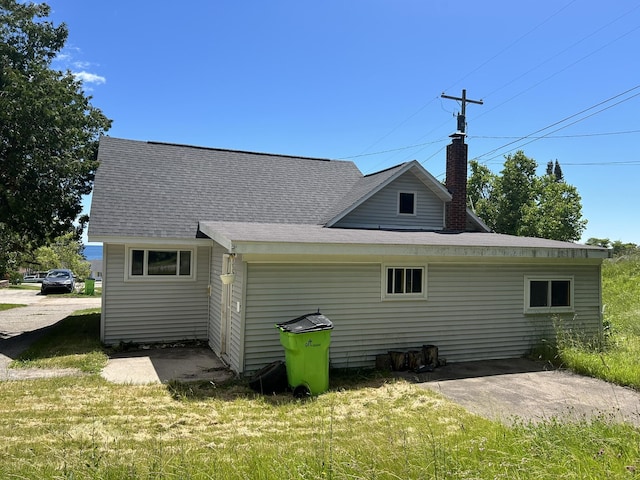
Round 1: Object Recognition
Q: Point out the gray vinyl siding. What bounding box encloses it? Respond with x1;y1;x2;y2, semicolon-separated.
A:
207;243;224;355
241;261;601;373
333;172;444;229
228;260;244;372
102;244;210;344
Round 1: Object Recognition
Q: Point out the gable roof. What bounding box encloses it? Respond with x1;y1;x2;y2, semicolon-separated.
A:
323;160;452;227
89;137;363;239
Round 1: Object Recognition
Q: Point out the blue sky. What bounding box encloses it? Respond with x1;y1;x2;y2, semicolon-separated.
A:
47;1;640;244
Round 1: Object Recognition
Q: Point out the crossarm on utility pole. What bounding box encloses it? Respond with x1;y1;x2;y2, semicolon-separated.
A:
441;89;483;134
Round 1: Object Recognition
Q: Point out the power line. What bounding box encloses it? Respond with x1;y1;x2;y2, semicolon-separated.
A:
474;84;640;161
478;3;640;104
470;129;640;140
353;1;579;164
339;137;448;160
482;90;640;162
353;3;639;172
443;0;578;95
561;160;640;166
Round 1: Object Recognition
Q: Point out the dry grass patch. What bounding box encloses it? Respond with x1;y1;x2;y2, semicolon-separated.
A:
2;374;640;478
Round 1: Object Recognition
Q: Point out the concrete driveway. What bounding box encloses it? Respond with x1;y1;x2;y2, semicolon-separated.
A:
416;358;640;426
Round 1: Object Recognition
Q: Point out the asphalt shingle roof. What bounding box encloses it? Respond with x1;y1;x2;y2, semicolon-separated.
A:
89;137;607;258
89;137;363;239
198;221;608;258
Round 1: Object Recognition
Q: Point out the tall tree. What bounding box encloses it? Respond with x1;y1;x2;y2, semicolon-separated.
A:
467;159;498;228
467;151;586;242
0;0;111;275
493;151;538;236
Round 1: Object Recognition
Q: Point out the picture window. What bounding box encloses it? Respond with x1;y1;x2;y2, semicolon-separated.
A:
127;248;194;280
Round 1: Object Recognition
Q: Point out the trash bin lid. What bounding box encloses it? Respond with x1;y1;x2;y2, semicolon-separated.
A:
276;312;333;333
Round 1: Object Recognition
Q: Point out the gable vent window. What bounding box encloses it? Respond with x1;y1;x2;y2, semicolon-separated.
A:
398;192;416;215
383;265;427;300
127;248;195;280
525;276;573;313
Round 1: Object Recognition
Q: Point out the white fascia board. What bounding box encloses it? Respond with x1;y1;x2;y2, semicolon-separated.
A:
88;235;213;246
407;161;452;202
232;240;609;262
196;222;235;250
466;208;491;232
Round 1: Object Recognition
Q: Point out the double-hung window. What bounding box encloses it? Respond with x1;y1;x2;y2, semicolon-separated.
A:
383;265;426;300
127;248;195;280
524;276;573;313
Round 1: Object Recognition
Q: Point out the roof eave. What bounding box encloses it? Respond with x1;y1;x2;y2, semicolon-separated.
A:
229;239;609;262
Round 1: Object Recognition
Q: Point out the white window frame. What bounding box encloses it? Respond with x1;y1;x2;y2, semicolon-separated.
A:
125;246;196;282
397;191;417;216
382;264;427;301
524;275;574;314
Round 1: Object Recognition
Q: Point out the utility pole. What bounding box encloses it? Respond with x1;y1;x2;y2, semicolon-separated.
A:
441;89;483;136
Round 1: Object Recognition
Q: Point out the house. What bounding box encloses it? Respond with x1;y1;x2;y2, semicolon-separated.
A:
88;136;608;374
89;259;103;281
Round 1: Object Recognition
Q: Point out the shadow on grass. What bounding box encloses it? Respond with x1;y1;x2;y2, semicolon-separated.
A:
166;368;396;404
10;311;107;373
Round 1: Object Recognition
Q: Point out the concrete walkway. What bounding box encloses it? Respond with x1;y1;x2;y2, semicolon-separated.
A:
416;358;640;426
102;346;234;384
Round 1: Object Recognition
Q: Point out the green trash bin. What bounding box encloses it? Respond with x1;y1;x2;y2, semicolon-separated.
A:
84;278;95;295
276;312;333;396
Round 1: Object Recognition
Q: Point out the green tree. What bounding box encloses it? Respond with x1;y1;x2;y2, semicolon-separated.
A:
494;151;538;235
610;240;639;257
467;160;498;229
519;175;587;241
34;232;90;279
585;237;611;249
0;0;111;275
467;151;586;242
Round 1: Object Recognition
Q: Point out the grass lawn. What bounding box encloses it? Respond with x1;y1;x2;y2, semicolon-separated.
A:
0;303;26;311
2;258;640;478
1;374;639;479
11;309;108;373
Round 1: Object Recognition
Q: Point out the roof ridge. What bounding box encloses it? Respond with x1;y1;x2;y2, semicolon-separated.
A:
145;140;336;162
363;161;409;177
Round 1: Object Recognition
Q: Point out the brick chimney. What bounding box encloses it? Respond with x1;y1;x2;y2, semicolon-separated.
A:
445;133;468;231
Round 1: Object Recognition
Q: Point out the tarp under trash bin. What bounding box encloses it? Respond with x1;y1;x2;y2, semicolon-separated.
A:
276;312;333;333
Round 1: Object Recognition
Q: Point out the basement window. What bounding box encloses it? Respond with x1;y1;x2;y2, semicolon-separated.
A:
383;265;427;300
127;247;195;281
398;192;416;215
524;276;573;313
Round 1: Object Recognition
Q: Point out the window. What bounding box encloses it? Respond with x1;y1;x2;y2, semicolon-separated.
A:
127;248;194;280
525;276;573;313
398;192;416;215
383;266;426;300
